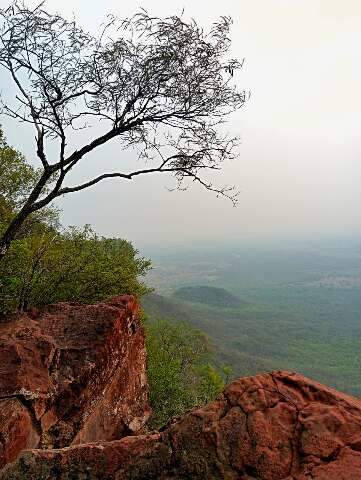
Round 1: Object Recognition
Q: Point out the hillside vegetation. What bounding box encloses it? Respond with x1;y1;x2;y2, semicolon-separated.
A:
146;318;226;428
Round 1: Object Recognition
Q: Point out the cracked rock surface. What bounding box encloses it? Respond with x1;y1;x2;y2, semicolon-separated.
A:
0;296;150;469
2;371;361;479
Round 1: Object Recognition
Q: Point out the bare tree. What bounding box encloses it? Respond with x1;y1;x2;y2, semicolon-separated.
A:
0;1;247;259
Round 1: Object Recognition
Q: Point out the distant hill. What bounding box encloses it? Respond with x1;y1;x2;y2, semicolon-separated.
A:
142;293;194;323
172;285;245;307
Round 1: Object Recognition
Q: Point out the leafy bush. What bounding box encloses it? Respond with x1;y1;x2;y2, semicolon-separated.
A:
0;126;151;313
0;224;151;313
146;318;229;428
0;128;40;210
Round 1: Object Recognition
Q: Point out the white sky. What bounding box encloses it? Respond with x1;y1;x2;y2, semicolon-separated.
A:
1;0;361;247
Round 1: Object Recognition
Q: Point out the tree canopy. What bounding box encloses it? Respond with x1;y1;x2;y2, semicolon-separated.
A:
0;2;247;258
0;223;151;313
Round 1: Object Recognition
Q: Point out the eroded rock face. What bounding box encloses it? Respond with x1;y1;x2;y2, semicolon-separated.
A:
0;398;40;468
3;371;361;479
0;296;150;469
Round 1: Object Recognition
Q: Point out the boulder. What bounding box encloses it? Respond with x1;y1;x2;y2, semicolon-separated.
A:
0;296;150;469
2;371;361;479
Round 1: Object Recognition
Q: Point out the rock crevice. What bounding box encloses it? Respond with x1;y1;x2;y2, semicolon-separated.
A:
0;394;43;447
0;296;150;469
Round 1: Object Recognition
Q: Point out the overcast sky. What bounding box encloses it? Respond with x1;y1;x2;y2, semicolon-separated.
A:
1;0;361;247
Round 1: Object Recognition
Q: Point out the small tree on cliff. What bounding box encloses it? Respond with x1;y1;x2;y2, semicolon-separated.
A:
0;2;247;259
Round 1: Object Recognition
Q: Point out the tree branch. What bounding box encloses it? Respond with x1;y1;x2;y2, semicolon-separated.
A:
56;167;180;195
54;164;237;206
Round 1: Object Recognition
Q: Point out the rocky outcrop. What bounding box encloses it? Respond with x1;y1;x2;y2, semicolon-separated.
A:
3;371;361;479
0;296;150;469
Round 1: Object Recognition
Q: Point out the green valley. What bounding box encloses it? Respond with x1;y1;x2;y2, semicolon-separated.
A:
143;239;361;396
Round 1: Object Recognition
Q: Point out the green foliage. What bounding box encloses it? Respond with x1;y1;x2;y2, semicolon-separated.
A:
146;318;227;429
0;126;59;238
0;224;151;313
0;127;40;211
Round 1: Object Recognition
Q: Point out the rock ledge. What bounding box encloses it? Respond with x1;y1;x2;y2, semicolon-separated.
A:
3;371;361;479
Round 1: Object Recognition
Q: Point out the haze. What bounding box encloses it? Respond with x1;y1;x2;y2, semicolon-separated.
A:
1;0;360;247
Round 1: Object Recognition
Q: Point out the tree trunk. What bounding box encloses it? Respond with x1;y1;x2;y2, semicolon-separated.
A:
0;206;32;261
0;170;54;262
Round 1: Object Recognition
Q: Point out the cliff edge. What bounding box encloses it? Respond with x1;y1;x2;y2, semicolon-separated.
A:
0;296;150;469
1;298;361;479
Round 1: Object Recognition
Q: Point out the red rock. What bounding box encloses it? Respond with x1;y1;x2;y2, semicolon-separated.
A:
0;399;40;469
0;434;168;480
0;296;150;469
3;371;361;479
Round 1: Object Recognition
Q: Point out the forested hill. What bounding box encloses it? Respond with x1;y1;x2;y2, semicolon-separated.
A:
173;285;245;307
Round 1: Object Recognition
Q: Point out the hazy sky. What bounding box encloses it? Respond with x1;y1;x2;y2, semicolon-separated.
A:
1;0;361;247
